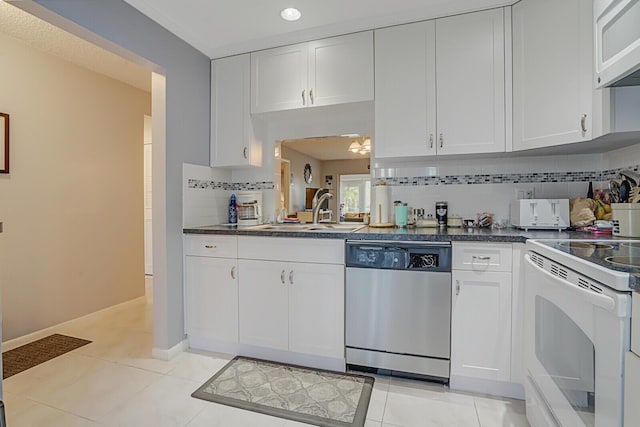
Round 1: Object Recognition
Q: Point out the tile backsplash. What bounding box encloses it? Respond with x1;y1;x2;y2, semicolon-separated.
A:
184;143;640;227
187;179;275;191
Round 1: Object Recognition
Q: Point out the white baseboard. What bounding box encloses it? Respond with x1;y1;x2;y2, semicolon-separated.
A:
188;335;345;372
152;339;188;361
2;297;146;351
450;375;525;400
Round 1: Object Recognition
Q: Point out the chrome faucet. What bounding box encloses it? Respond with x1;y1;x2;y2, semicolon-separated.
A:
312;192;334;224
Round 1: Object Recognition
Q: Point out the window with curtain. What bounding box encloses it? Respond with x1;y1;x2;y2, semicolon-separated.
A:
340;174;371;214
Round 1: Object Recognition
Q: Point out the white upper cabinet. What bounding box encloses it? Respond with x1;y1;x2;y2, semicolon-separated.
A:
595;0;640;87
307;32;374;107
436;9;506;155
250;43;309;114
251;32;374;114
211;54;261;167
513;0;598;150
374;21;437;158
375;8;506;158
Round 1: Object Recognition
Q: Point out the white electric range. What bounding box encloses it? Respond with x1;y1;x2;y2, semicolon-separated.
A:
524;239;639;427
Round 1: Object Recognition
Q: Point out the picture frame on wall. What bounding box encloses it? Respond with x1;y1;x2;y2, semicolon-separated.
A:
0;112;8;174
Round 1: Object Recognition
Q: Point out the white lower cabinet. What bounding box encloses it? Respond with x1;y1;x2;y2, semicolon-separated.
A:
451;269;512;381
238;258;344;359
238;259;289;350
288;262;344;358
184;255;239;343
450;242;523;399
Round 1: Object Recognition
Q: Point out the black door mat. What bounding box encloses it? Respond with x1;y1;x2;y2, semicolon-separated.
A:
2;333;92;379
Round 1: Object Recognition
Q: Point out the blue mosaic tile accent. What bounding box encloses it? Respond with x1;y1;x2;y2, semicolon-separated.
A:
188;179;275;191
374;170;606;186
189;165;639;190
227;181;275;191
188;179;226;189
602;165;640;181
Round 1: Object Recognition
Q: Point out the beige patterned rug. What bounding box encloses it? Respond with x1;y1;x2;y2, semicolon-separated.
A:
2;334;92;379
192;356;374;426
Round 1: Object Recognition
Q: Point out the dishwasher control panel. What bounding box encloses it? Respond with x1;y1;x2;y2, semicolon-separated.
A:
346;241;451;272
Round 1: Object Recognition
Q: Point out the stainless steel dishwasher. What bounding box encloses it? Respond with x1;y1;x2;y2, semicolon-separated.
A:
345;240;451;382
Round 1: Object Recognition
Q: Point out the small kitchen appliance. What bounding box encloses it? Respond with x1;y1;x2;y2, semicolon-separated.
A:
510;199;569;231
612;203;640;237
236;191;262;226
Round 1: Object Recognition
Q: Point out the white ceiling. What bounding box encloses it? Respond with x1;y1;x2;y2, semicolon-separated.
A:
283;136;370;161
0;2;150;93
123;0;514;59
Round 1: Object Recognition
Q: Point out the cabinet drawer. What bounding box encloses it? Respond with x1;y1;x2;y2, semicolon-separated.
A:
238;236;344;264
184;235;237;258
452;242;512;272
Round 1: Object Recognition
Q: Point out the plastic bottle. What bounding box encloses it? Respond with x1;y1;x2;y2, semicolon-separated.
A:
229;194;237;224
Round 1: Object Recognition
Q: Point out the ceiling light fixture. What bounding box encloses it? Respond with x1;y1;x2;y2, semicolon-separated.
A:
348;139;371;155
280;7;302;21
348;141;361;153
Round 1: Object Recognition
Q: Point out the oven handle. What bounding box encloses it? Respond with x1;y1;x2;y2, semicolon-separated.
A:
524;254;616;312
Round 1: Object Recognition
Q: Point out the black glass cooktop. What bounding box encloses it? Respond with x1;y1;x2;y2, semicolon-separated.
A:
539;240;640;270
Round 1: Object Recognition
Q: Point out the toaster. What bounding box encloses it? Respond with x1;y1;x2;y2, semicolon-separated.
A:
510;199;570;231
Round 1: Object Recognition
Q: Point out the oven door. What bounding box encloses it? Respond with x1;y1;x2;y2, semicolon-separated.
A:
523;253;630;427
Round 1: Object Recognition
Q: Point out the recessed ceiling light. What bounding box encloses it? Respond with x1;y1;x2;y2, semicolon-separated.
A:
280;7;302;21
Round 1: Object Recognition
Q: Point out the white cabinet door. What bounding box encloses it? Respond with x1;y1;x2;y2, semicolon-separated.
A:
211;54;260;167
238;259;288;350
436;8;506;155
374;21;437;158
251;44;308;113
308;31;374;107
513;0;594;150
451;270;512;381
184;256;238;343
288;262;344;359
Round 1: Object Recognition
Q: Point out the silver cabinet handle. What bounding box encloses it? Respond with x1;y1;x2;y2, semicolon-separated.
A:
231;266;236;280
280;269;286;284
302;89;306;106
289;270;294;285
439;133;444;148
204;245;216;249
456;280;460;296
429;134;434;149
310;89;314;105
243;147;248;159
580;114;587;133
472;255;491;261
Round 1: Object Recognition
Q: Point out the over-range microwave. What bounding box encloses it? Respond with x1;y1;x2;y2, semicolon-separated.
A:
595;0;640;87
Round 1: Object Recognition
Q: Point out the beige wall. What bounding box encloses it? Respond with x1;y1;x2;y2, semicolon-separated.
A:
281;146;323;214
0;32;150;340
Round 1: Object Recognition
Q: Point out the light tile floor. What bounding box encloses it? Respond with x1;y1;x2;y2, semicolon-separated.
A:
4;277;529;426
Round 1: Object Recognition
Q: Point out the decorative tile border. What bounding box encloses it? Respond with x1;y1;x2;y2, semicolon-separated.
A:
602;165;640;181
227;181;275;191
189;164;640;190
188;179;226;189
374;170;604;186
188;179;274;191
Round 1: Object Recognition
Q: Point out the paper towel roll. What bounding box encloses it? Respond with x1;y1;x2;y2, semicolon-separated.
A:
372;184;392;225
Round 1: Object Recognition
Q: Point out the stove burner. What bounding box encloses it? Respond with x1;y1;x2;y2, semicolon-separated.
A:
557;242;614;250
604;256;640;268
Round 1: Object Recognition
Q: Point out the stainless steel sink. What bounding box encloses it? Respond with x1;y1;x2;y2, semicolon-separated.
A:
247;223;365;233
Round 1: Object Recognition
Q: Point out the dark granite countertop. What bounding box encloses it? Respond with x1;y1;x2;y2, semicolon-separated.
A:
183;224;613;243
